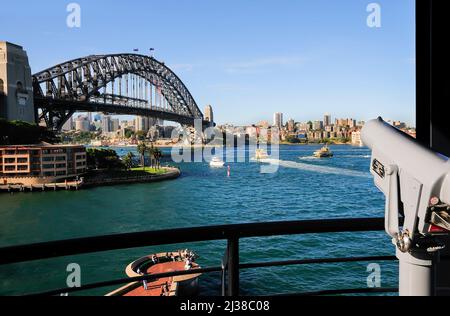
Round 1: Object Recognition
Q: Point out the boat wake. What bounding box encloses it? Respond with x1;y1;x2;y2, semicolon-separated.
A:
337;155;371;159
298;156;320;161
299;155;370;161
261;159;371;178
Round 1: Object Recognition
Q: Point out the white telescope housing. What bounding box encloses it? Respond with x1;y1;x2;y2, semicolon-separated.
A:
363;118;450;296
362;118;450;240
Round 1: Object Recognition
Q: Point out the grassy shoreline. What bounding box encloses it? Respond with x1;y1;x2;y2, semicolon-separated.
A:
130;167;168;175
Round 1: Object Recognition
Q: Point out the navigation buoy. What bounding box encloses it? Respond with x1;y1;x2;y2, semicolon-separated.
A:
227;165;231;177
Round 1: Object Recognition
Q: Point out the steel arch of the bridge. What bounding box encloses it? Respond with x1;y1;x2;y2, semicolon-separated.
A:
32;54;204;130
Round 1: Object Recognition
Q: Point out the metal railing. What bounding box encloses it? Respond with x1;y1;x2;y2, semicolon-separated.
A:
0;217;399;296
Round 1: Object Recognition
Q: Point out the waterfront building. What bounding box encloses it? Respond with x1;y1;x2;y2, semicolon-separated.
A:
257;120;270;129
298;122;311;132
0;143;87;185
312;120;323;131
336;118;356;128
351;131;364;146
393;121;407;129
273;113;283;129
357;121;366;128
404;129;417;138
245;126;258;139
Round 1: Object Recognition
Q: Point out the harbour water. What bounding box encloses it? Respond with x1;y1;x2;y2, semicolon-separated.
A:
0;145;397;295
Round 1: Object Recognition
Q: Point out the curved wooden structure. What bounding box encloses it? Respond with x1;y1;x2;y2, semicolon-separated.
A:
106;251;201;297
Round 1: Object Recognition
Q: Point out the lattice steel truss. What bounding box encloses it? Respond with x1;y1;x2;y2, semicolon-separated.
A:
32;54;204;130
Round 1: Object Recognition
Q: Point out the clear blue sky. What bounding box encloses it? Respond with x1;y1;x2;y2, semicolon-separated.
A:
0;0;416;126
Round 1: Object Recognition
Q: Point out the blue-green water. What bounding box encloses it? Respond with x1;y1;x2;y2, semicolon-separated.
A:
0;145;397;295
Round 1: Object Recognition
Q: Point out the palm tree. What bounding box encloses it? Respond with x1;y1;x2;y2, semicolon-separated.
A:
137;142;147;170
148;143;156;169
153;147;163;169
123;152;135;171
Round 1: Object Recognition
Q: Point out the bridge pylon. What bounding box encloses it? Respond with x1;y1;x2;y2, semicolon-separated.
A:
0;41;35;123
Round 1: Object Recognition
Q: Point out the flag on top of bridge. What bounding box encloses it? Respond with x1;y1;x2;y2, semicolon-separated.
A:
133;49;139;52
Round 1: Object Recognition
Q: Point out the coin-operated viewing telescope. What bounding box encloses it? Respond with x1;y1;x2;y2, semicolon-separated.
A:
362;117;450;296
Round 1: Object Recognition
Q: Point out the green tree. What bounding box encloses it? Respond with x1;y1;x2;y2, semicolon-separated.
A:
135;131;146;141
86;148;124;170
285;135;300;144
124;129;134;139
123;152;135;170
0;119;57;145
137;142;148;170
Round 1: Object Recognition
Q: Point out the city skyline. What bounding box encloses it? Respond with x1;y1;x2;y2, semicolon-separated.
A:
0;0;416;126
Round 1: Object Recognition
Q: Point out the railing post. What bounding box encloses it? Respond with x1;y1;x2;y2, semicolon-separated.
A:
227;237;239;296
221;249;228;296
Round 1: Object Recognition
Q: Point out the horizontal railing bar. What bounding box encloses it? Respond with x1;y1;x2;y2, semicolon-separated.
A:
239;255;397;270
273;288;399;296
24;255;397;296
0;217;386;265
27;266;223;296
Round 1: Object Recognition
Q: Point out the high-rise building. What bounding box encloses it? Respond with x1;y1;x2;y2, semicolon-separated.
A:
75;116;90;132
348;118;356;128
273;113;283;128
111;119;120;132
288;119;295;132
204;105;214;123
324;113;332;127
135;116;149;132
102;116;112;133
62;117;74;131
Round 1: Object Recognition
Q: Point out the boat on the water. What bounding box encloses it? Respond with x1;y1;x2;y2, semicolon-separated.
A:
106;250;201;296
313;145;333;158
210;156;225;168
255;149;269;160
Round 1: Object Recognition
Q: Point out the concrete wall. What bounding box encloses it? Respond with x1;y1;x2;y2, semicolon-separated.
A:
0;176;72;186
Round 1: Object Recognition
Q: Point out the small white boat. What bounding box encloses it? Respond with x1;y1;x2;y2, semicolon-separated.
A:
210;156;225;168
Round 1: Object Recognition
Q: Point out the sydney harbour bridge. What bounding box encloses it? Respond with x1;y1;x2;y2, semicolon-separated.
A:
31;53;207;130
